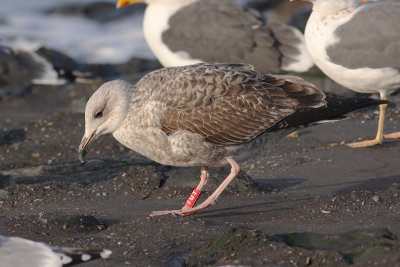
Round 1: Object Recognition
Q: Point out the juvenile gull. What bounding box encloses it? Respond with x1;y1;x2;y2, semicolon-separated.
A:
292;0;400;147
78;63;385;216
0;235;111;267
116;0;313;74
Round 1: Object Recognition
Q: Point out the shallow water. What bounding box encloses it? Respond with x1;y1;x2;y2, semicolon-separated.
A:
0;0;154;63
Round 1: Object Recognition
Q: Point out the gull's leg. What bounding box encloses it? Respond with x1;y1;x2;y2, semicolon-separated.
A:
181;167;209;211
149;166;210;216
348;93;387;148
381;91;400;139
149;158;240;217
180;158;240;216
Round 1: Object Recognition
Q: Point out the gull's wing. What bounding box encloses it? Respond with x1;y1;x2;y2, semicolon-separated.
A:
162;0;312;73
326;2;400;71
141;63;325;145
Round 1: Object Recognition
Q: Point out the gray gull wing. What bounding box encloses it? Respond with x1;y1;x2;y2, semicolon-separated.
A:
326;2;400;70
163;0;310;73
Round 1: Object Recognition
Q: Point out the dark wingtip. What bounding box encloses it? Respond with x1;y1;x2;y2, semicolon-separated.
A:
343;97;389;109
273;96;389;131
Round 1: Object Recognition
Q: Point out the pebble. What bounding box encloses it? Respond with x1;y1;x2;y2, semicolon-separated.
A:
38;218;48;224
0;189;8;200
371;195;381;202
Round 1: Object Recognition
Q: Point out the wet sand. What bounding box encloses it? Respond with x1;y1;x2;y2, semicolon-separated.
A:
1;62;400;266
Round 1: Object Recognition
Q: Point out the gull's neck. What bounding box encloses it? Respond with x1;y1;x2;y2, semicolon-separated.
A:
312;0;360;17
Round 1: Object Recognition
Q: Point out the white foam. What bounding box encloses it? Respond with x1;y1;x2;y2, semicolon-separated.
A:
0;0;154;64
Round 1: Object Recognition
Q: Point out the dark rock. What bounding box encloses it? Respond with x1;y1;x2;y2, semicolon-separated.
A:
36;46;161;82
274;228;397;251
0;174;14;188
0;129;26;146
187;227;273;266
36;47;84;81
0;46;42;97
0;189;8;199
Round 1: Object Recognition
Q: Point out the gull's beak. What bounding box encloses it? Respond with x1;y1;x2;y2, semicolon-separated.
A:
78;131;97;163
116;0;145;8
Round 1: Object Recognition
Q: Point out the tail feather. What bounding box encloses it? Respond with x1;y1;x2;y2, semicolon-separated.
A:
272;97;388;131
0;235;111;267
55;247;112;266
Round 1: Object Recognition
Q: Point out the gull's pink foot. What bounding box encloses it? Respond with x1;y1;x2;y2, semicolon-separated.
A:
149;168;209;217
149;209;183;217
149;158;239;217
149;202;213;217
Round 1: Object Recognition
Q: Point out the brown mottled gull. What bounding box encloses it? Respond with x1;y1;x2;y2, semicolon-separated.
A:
78;63;386;216
293;0;400;147
116;0;314;74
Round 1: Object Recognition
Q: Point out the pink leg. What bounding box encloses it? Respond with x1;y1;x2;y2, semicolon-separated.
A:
149;158;240;217
182;167;209;211
149;166;210;216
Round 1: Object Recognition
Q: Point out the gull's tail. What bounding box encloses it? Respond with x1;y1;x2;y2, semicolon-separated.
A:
54;247;112;266
0;235;111;267
272;97;388;130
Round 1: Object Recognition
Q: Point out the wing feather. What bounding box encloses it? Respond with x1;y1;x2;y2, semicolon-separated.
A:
144;63;325;146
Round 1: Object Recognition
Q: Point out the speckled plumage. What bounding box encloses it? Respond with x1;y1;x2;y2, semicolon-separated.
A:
111;63;326;167
80;63;386;215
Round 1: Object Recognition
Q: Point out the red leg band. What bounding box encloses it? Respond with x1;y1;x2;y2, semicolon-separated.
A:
185;189;202;208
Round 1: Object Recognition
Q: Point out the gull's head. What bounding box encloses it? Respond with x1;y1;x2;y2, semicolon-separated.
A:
78;80;131;163
290;0;361;14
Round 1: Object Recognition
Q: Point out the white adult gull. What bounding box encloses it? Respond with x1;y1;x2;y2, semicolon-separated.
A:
0;235;111;267
78;63;385;216
292;0;400;147
116;0;314;74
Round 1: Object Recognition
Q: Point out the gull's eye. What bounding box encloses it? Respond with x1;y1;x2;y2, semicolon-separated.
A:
95;111;103;118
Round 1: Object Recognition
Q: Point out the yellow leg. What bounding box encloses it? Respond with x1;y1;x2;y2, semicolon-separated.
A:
347;102;387;148
384;132;400;139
